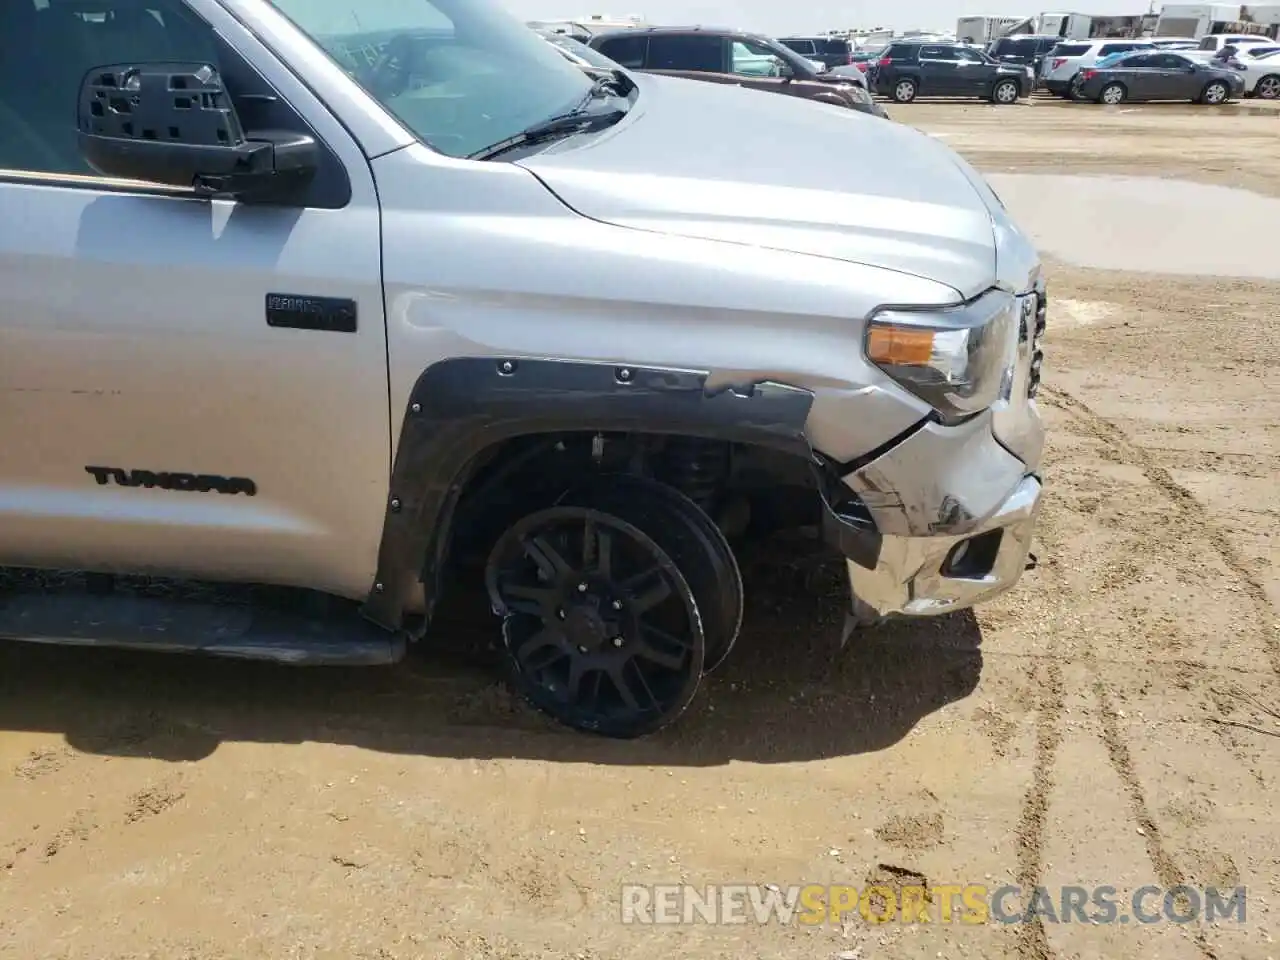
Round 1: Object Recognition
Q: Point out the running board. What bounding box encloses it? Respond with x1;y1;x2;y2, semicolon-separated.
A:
0;589;406;666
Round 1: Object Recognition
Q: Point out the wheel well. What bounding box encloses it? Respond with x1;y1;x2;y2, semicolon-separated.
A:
360;357;816;632
445;431;822;576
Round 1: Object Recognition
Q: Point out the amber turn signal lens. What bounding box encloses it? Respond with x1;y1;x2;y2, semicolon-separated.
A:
866;325;935;366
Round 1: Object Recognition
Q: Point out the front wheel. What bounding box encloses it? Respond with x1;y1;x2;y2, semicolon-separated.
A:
892;78;917;103
1257;75;1280;100
1200;80;1230;105
485;480;742;738
1098;82;1126;105
991;79;1020;104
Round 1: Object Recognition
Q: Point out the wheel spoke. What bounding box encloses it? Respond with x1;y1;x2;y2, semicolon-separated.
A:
565;657;587;703
626;661;659;711
634;639;686;672
581;517;597;571
583;670;604;713
524;535;573;582
514;627;567;673
501;582;559;616
596;529;614;580
623;567;672;613
609;661;656;714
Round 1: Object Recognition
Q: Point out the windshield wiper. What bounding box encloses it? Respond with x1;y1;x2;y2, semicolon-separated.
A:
468;81;629;161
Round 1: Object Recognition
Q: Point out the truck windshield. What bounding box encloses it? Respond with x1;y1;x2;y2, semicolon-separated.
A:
267;0;597;158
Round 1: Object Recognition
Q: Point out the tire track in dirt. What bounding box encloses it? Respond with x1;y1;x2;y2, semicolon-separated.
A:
1006;512;1076;960
1089;669;1221;960
1040;384;1241;960
1039;385;1278;674
1012;654;1064;960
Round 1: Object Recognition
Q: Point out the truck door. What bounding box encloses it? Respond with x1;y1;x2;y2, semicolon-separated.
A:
0;0;390;600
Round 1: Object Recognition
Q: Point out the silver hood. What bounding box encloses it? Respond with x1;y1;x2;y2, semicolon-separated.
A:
517;74;998;298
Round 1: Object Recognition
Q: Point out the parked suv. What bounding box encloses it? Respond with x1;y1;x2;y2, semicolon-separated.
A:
1039;38;1154;96
0;0;1044;739
987;34;1063;75
589;26;884;116
779;35;855;70
871;40;1032;103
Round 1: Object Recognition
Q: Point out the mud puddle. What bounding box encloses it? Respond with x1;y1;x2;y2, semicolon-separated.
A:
985;173;1280;278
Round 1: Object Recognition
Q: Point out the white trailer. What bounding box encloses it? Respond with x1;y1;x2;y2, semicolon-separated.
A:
1154;4;1243;38
956;15;1022;43
1037;11;1094;37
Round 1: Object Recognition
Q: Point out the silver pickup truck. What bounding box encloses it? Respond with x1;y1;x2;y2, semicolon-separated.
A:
0;0;1046;738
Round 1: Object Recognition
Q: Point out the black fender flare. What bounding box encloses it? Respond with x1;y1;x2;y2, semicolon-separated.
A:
359;357;817;631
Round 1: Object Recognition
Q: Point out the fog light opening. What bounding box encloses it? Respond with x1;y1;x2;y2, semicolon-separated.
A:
942;529;1004;579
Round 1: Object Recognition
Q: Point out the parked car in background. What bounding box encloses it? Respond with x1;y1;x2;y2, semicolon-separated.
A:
1217;43;1280;61
539;30;623;70
829;49;880;81
1232;49;1280;99
1196;33;1276;55
589;26;887;116
871;40;1031;103
778;35;855;70
987;34;1062;76
1072;50;1244;104
1094;48;1148;69
1039;38;1155;96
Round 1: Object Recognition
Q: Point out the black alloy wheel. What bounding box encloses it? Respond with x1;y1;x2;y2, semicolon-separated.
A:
558;474;743;673
485;499;716;738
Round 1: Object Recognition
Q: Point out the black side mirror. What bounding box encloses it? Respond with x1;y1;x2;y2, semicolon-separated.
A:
77;63;318;201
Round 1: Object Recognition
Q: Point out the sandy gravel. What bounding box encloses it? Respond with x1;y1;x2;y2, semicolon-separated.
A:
1;99;1278;960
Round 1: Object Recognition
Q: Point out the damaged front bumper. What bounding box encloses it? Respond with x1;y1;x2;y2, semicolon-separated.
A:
819;408;1044;619
845;473;1042;616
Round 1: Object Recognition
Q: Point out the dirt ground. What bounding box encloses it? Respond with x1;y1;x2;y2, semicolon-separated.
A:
2;99;1278;960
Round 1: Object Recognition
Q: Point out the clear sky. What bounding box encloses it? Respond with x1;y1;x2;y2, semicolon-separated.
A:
500;1;1039;36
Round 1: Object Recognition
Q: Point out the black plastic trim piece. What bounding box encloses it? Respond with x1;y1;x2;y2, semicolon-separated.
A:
360;357;817;631
818;489;882;570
